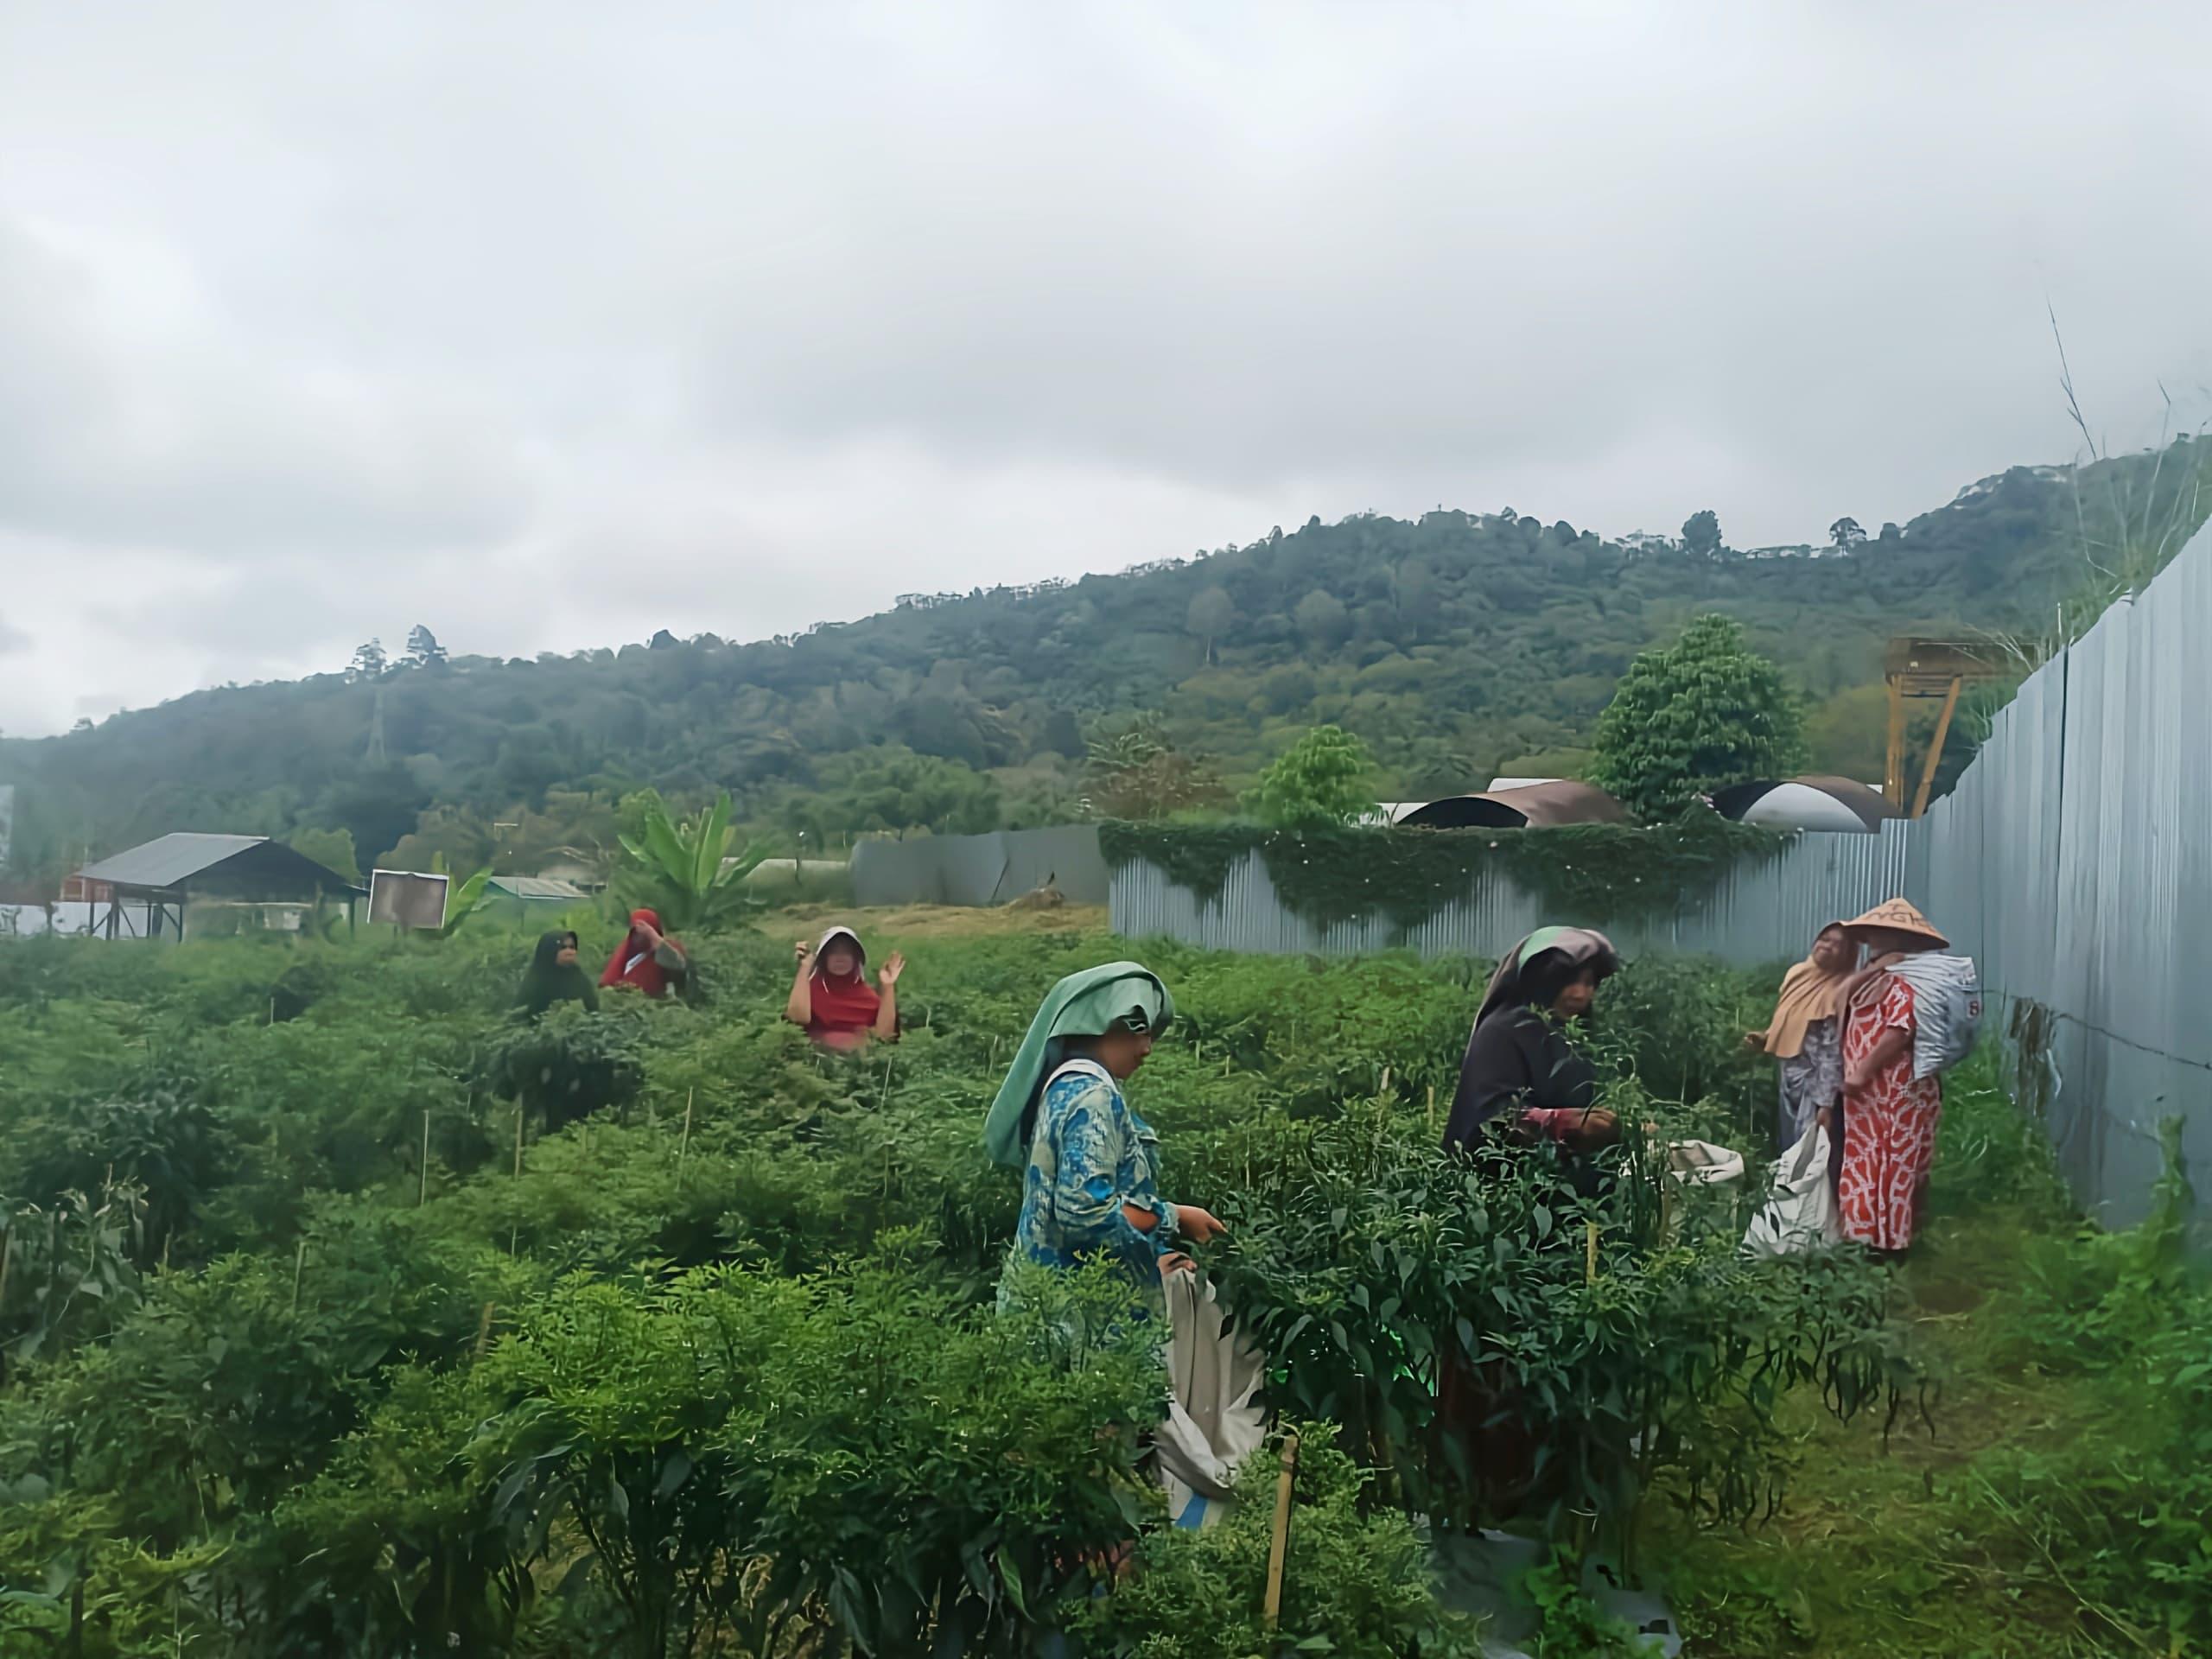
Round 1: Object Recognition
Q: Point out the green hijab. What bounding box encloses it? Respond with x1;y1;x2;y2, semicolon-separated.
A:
982;962;1174;1166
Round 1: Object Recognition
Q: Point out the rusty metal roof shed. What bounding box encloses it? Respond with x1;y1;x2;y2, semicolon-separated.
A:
1398;780;1631;830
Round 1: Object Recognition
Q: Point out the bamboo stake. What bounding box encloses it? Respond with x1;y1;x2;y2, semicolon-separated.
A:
1586;1221;1599;1285
1426;1084;1437;1135
511;1105;525;1256
0;1229;13;1311
677;1088;695;1184
289;1239;307;1316
474;1301;496;1358
1263;1432;1300;1630
419;1110;431;1206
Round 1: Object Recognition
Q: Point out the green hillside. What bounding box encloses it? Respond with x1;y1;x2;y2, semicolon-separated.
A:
3;438;2204;876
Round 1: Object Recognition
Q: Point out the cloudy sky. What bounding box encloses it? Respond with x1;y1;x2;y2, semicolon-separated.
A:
3;2;2207;736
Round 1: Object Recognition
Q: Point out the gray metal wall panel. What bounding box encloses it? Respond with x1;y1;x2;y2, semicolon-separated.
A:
1111;825;1910;969
849;827;1109;909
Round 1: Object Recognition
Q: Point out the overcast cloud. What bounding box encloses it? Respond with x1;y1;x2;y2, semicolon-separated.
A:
2;1;2208;736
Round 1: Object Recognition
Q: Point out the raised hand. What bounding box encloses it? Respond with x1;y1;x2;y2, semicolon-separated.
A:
793;939;813;966
879;951;906;988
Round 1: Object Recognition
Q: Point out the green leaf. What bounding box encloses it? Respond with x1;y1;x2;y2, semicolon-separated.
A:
995;1547;1029;1618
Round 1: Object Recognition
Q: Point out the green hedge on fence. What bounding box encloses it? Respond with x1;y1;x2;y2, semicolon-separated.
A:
1098;815;1783;931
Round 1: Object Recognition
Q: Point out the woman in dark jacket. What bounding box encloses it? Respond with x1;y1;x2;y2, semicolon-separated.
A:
1443;926;1622;1155
517;930;599;1018
1435;926;1621;1526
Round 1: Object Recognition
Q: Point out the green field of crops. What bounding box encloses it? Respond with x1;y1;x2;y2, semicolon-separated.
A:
0;912;2202;1656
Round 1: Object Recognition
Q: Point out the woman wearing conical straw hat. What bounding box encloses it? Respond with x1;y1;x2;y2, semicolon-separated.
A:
1836;898;1949;1255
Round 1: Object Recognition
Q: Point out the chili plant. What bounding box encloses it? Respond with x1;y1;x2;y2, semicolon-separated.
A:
1206;1093;1905;1560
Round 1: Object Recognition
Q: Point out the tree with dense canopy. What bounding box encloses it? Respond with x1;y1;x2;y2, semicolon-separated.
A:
1242;725;1378;827
1587;613;1808;822
1185;586;1235;664
1681;509;1724;557
406;625;448;668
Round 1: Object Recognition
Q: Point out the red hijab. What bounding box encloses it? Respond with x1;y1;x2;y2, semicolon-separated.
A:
601;908;681;996
807;925;880;1038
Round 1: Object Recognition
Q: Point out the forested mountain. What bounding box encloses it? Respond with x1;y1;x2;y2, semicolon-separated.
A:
3;438;2204;878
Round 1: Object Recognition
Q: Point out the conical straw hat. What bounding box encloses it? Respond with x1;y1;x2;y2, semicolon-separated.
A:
1840;897;1948;949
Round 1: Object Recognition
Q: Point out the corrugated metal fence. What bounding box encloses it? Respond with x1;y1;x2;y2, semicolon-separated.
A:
1113;518;2212;1225
1110;826;1911;967
850;825;1109;909
1903;519;2212;1227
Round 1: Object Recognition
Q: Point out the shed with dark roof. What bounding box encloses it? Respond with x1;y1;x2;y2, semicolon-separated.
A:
72;833;365;940
1396;780;1631;830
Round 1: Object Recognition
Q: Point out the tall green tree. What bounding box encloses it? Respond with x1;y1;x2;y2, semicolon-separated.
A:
405;625;448;667
1242;725;1377;827
1680;510;1723;557
1587;614;1807;821
1293;590;1351;650
1185;586;1236;664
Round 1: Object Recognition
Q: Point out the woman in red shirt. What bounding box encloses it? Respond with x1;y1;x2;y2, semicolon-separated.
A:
785;925;904;1049
599;908;690;999
1837;899;1949;1255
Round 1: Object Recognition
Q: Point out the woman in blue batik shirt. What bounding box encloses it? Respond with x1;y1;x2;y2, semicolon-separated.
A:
982;962;1227;1303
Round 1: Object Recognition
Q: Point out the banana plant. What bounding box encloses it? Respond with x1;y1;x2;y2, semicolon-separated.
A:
616;792;769;931
435;866;497;938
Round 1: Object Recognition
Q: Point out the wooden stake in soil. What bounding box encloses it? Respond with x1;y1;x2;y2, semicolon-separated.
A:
419;1109;431;1207
510;1104;525;1257
1263;1431;1300;1630
1586;1220;1599;1285
289;1239;307;1317
677;1088;695;1184
474;1301;496;1359
1426;1084;1437;1134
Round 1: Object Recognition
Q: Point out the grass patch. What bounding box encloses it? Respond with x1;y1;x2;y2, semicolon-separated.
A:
1652;1055;2209;1658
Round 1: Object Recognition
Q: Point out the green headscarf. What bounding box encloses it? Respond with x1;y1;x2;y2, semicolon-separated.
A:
982;962;1174;1167
1473;925;1618;1025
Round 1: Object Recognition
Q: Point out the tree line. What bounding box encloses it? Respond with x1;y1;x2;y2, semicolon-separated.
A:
0;438;2202;883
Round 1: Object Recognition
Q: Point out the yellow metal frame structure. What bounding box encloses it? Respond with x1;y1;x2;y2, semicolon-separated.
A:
1882;638;2005;817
